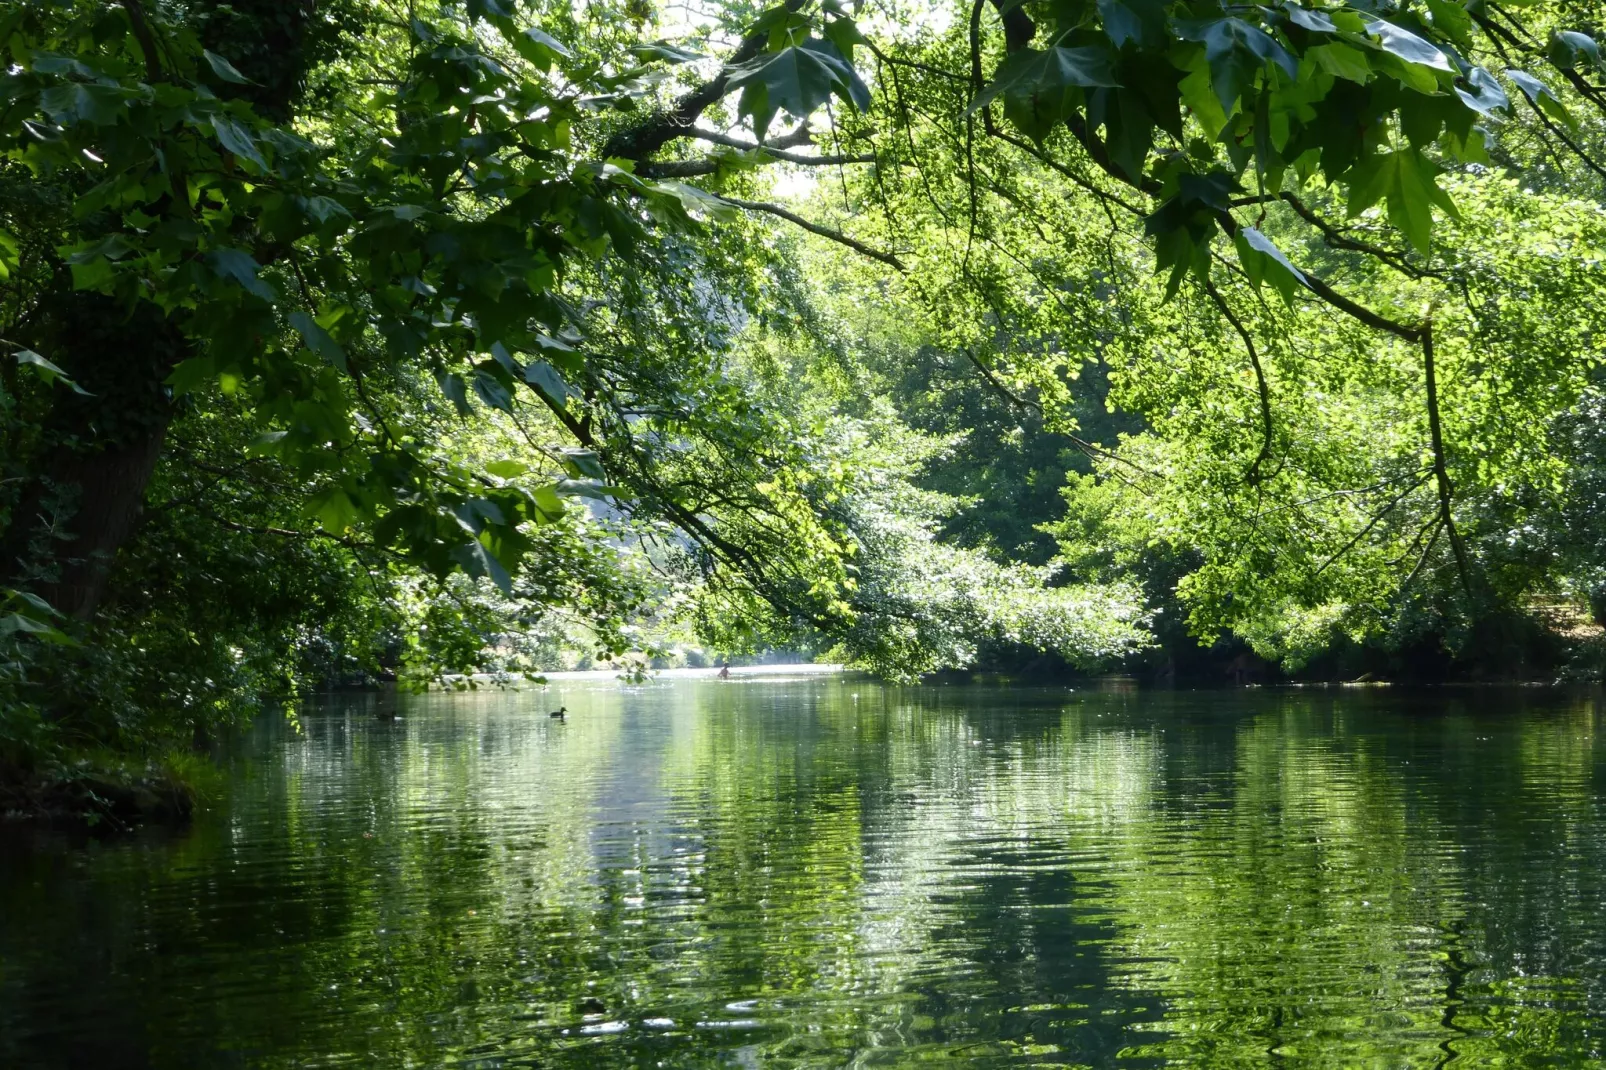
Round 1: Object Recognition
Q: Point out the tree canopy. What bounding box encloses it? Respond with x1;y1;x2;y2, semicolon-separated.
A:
4;0;1606;775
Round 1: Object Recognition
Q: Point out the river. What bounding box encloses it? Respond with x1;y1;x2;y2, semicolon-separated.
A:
3;678;1605;1066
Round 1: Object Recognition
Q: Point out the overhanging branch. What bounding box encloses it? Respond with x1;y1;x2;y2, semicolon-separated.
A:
641;151;877;179
602;1;806;162
712;194;906;269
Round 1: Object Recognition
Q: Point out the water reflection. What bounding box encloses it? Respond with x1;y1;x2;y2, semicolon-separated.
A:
2;682;1605;1066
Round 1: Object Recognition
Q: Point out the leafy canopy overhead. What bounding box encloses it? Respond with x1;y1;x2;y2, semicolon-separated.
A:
7;0;1606;717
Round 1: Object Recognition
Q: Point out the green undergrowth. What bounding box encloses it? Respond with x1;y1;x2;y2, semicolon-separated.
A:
0;747;218;829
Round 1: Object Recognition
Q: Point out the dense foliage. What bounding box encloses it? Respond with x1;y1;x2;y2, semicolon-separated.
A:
4;0;1606;790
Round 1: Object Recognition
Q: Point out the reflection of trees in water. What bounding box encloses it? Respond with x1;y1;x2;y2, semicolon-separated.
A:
1;686;1604;1066
1083;695;1606;1065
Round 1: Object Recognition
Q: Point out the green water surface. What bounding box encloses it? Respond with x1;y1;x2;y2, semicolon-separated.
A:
3;679;1605;1067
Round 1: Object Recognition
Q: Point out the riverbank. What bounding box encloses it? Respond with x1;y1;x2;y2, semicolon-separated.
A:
0;755;196;830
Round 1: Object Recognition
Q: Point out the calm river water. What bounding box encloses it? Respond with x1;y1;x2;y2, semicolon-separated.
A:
3;679;1606;1066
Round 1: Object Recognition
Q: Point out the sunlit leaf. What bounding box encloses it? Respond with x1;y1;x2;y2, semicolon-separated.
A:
1364;18;1452;71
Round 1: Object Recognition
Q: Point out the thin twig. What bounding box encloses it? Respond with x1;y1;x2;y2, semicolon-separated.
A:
1422;322;1475;598
1204;280;1275;485
1309;470;1435;581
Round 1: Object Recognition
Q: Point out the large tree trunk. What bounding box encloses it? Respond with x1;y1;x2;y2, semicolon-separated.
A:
3;294;184;619
1;3;347;620
37;427;169;620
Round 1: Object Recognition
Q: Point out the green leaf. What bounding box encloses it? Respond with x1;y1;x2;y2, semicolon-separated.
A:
822;18;868;60
203;50;254;84
1178;18;1298;111
7;590;57;616
166;355;218;397
458;498;507;529
208;248;277;302
807;38;873;113
516;27;573;70
300;196;350;224
1455;67;1509;117
1309;42;1372;83
1424;0;1473;50
1346;148;1458;252
39;83;123;125
968;46;1122;138
1177;170;1239;210
466;0;516;20
488;341;520;374
1507;69;1576;128
289;311;348;371
1235;225;1309;301
557;447;606;479
1364;18;1451;72
452;539;513;593
631;40;703;63
0;612;71;642
1548;31;1600;71
1373;50;1440;94
0;228;16;280
556;479;616;500
308;487;358;535
1178;54;1232;137
535;332;577;352
981;45;1124;108
524;360;568;404
247;431;289;457
66;233;136;264
212;116;267;170
653;180;740;221
727;39;869;137
1091;88;1156;179
485;460;529;479
531;484;565;520
438;371;473;416
1098;0;1168;49
30;53;97;78
14;349;91;395
472;369;514;412
1285;6;1337;34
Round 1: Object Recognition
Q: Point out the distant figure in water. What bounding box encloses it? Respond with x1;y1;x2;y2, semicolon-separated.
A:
717;665;731;680
376;709;398;722
549;706;567;721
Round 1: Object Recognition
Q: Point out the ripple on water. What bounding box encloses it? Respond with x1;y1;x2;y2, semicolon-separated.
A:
2;684;1605;1067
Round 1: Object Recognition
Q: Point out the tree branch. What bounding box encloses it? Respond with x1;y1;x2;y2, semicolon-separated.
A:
1211;210;1425;343
215;517;379;553
959;348;1159;480
1517;91;1606;183
118;0;163;83
601;2;806;162
1309;470;1434;581
641;152;877;178
1421;322;1474;598
712;194;906;269
1398;518;1444;596
1275;193;1447;282
1204;279;1275;485
687;126;817;152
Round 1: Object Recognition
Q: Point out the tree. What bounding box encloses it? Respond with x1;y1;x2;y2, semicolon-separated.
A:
0;0;1166;786
598;0;1606;671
